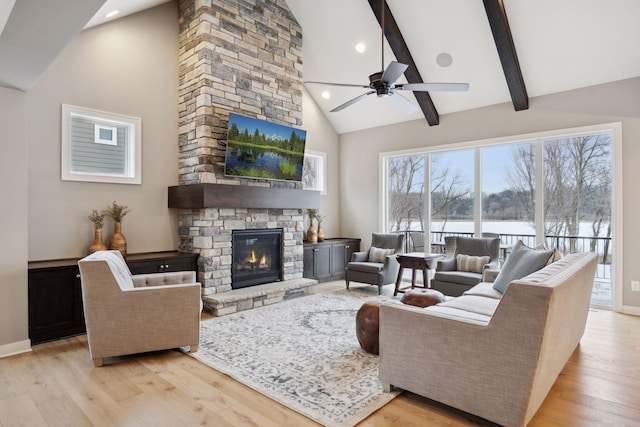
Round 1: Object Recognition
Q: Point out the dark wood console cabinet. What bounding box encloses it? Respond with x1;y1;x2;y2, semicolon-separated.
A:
303;238;360;282
28;251;198;345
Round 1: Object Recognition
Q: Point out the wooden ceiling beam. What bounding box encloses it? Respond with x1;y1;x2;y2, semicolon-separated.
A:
367;0;440;126
483;0;529;111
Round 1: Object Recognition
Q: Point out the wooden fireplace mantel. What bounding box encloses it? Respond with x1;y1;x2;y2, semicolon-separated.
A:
168;183;320;210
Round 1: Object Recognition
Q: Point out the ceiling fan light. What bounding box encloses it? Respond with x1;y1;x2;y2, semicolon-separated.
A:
355;43;366;53
105;10;120;19
321;91;330;99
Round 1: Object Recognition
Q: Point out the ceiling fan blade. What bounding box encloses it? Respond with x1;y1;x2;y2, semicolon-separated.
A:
389;91;419;114
395;82;470;92
330;91;376;112
304;81;370;89
380;61;408;85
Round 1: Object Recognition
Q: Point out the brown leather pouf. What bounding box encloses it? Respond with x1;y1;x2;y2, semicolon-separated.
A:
400;288;447;308
355;300;382;355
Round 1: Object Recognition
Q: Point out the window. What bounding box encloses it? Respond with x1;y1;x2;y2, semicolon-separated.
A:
61;104;142;184
381;123;621;310
302;150;326;195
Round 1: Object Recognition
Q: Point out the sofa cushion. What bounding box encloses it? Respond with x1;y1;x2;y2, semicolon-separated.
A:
464;282;503;299
493;241;553;293
423;305;492;324
456;254;490;273
368;246;395;263
436;294;500;317
347;261;384;274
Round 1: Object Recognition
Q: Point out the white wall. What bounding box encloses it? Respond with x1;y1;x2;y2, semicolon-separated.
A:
302;87;340;238
340;77;640;310
27;3;180;260
0;87;29;353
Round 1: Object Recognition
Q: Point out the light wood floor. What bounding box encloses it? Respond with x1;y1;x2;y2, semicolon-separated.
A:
1;282;639;427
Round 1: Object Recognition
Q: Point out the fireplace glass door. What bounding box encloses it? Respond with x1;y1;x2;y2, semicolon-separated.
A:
232;229;282;289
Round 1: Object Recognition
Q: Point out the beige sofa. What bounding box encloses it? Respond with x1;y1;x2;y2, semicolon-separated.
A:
379;252;597;426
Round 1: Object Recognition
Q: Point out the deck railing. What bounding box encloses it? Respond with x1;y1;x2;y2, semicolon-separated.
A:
399;230;612;280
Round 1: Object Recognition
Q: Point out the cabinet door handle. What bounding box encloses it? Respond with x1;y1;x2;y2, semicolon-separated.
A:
165;264;169;269
76;274;81;279
345;245;350;249
314;249;319;252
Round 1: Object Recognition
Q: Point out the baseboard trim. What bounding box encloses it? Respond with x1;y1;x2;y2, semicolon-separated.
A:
0;339;31;359
622;305;640;316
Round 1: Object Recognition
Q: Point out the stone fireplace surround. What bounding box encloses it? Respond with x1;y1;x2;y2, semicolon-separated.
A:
172;0;319;315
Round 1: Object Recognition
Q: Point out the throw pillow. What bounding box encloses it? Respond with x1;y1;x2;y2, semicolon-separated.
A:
546;248;562;265
368;246;395;263
492;241;553;293
456;254;490;274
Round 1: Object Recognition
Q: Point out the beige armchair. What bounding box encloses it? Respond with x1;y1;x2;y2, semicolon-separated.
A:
345;233;405;294
78;250;202;366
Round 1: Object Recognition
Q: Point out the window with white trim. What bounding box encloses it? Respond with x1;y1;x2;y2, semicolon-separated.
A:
61;104;141;184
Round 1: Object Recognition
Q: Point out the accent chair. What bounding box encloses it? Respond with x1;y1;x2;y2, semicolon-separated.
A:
430;236;500;296
78;250;202;366
345;233;405;295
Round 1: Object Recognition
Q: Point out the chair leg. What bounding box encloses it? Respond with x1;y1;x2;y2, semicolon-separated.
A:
92;358;104;367
378;285;383;295
346;278;350;289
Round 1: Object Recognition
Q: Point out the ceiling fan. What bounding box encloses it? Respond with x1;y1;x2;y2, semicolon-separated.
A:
304;0;469;113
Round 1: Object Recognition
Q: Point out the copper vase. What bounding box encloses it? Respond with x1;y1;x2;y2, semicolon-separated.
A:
109;222;127;256
317;223;325;242
88;228;108;254
306;222;317;243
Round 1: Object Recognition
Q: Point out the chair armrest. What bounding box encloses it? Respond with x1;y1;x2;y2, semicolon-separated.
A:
132;271;197;287
351;251;369;262
484;261;499;271
482;268;500;283
436;257;457;271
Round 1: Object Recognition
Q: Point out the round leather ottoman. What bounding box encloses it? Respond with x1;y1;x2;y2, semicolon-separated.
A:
355;299;382;355
400;288;447;308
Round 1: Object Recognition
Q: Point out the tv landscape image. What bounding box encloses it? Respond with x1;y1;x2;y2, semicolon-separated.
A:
224;113;307;182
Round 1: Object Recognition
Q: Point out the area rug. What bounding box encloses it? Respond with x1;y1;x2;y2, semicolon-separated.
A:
189;289;400;427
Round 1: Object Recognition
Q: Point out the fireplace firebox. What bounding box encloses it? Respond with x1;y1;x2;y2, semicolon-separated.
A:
232;228;283;289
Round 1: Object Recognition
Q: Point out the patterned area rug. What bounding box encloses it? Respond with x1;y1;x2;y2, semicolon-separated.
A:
189;288;400;427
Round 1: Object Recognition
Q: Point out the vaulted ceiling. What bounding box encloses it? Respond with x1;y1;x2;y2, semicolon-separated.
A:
287;0;640;133
1;0;639;134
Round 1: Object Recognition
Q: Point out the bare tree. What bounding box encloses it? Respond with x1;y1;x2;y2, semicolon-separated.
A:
387;155;424;231
507;135;611;251
505;144;536;225
430;158;471;233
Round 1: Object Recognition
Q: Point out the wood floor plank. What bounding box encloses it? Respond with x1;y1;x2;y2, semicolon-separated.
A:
0;392;48;427
1;283;638;427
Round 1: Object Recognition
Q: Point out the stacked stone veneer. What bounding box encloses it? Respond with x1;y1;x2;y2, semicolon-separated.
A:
177;0;305;300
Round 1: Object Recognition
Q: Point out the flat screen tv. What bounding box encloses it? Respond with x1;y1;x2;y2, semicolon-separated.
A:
224;113;307;182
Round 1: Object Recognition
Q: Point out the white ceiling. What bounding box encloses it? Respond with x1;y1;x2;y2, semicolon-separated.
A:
288;0;640;133
2;0;639;133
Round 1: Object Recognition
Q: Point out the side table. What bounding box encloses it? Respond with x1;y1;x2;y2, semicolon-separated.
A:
394;252;443;296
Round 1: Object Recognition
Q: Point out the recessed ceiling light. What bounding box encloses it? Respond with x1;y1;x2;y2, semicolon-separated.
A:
355;43;366;53
321;91;331;99
436;52;453;68
105;10;120;18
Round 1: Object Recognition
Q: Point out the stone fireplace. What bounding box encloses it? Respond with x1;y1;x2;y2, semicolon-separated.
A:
172;0;318;314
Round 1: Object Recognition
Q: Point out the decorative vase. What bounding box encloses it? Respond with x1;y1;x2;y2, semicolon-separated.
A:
88;228;108;254
317;223;325;242
307;221;317;243
109;222;127;256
